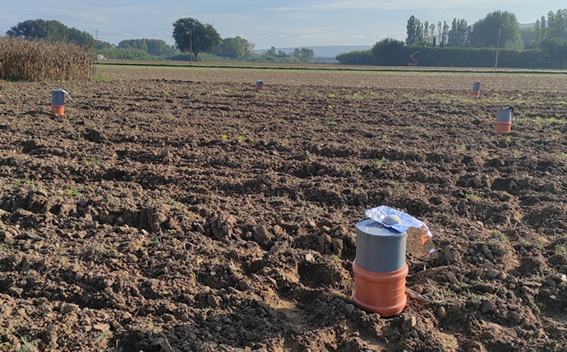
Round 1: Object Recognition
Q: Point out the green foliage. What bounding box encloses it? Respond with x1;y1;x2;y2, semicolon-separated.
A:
371;38;407;65
292;47;315;62
406;15;423;45
469;11;523;49
214;36;255;58
540;37;567;63
364;42;562;68
255;46;313;62
172;18;221;61
118;38;175;56
405;17;443;47
547;9;567;41
168;52;226;62
6;19;95;49
95;40;115;50
521;26;536;48
336;50;373;65
95;48;152;60
448;18;471;47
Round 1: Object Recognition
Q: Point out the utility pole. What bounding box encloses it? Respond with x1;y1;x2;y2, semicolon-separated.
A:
189;29;193;65
95;28;99;40
494;27;501;69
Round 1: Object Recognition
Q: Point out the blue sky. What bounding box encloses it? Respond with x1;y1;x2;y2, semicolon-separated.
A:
1;0;564;49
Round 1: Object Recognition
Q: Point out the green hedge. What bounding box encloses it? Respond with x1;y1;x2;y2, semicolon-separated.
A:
394;46;550;68
335;50;373;65
336;39;567;69
96;48;153;60
168;52;235;62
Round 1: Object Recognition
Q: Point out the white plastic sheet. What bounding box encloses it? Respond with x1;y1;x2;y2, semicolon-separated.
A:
365;205;434;255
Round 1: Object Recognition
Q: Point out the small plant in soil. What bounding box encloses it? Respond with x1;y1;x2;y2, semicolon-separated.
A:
555;244;567;255
169;199;186;208
465;193;478;200
16;337;38;352
13;177;34;187
373;157;386;169
82;153;106;167
151;238;160;247
488;287;501;300
66;186;81;197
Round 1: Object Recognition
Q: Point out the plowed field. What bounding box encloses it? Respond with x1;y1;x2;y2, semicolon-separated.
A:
1;66;567;352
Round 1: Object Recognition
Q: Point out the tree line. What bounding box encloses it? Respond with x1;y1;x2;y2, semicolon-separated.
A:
4;18;315;63
405;9;567;50
338;8;567;68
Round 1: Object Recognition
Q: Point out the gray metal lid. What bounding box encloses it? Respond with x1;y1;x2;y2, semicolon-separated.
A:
356;218;404;238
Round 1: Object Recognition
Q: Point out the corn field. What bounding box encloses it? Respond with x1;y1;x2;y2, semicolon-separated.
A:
0;37;94;81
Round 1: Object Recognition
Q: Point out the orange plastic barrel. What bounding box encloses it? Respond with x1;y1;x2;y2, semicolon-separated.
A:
255;80;264;91
51;105;64;115
495;107;513;133
352;261;408;316
471;81;482;97
495;122;511;133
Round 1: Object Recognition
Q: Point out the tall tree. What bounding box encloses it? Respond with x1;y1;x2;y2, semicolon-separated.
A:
95;40;115;50
145;39;175;56
215;36;256;58
534;16;547;48
6;19;95;48
441;21;450;47
447;18;470;47
520;27;536;48
547;9;567;40
214;37;245;58
423;21;430;43
436;22;445;47
469;11;523;49
372;38;406;66
292;47;315;62
406;16;422;45
172;18;221;61
429;23;436;46
67;28;96;48
234;36;256;57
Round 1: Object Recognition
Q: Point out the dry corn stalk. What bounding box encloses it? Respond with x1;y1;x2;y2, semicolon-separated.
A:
0;37;94;81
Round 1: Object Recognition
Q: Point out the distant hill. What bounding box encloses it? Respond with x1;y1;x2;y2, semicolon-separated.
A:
520;22;535;29
257;45;373;58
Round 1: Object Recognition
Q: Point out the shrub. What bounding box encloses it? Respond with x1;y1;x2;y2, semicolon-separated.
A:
95;48;151;60
336;50;373;65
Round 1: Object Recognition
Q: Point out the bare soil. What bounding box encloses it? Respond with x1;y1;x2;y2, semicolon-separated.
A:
1;68;567;352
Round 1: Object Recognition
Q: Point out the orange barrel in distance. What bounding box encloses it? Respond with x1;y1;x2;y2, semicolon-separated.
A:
51;89;65;115
495;107;513;133
471;81;482;97
352;216;408;317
